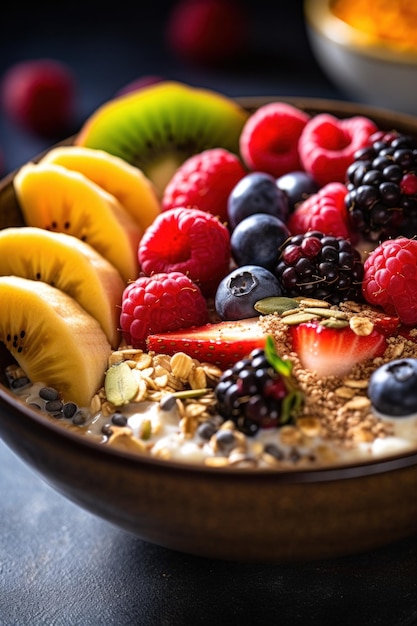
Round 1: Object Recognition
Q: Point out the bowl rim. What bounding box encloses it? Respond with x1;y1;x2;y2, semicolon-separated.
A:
304;0;417;66
237;95;417;125
2;94;417;483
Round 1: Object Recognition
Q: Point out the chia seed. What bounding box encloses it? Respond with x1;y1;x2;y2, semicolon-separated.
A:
264;443;285;460
111;412;128;427
72;411;87;426
101;424;113;437
45;399;64;413
213;429;237;453
63;402;78;419
39;386;60;401
196;420;218;441
159;394;177;412
10;376;31;390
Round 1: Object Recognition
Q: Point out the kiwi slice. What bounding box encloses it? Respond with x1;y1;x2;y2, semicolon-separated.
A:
0;275;111;407
76;81;249;194
40;145;161;231
0;227;125;348
13;162;142;283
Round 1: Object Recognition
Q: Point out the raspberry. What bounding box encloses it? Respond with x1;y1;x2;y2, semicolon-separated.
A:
362;237;417;325
138;207;231;296
162;148;247;223
287;182;354;240
275;230;364;305
345;131;417;242
298;113;378;187
120;271;208;349
239;102;310;178
165;0;249;67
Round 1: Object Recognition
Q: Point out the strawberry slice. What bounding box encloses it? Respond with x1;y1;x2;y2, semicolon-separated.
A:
290;321;387;378
366;308;400;336
146;317;267;370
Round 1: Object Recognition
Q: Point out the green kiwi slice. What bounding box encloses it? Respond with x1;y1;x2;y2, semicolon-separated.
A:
76;81;249;194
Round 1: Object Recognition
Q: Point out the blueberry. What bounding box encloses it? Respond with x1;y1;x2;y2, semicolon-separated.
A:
230;213;290;270
368;358;417;417
276;171;318;211
215;264;282;320
227;172;289;230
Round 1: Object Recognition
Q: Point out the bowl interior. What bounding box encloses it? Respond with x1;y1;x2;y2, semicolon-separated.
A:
3;94;417;452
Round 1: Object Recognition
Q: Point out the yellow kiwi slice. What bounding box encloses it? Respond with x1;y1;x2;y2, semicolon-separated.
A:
40;145;161;230
13;162;142;282
76;81;249;194
0;275;111;407
0;227;124;348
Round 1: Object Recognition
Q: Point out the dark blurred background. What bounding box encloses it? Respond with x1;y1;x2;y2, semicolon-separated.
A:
0;1;343;175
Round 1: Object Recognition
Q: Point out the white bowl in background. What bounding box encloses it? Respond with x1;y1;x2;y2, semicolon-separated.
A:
304;0;417;115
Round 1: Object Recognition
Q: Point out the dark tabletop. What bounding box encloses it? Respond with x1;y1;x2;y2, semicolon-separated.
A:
1;3;417;625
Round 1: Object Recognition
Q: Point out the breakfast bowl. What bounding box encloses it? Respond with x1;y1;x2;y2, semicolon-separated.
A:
1;94;417;564
304;0;417;115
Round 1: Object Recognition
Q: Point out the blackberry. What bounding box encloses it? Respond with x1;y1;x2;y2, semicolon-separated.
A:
214;342;301;437
345;131;417;241
275;230;364;305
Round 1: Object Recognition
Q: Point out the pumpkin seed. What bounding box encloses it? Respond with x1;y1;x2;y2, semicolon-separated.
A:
254;296;299;315
104;361;139;406
281;307;302;317
280;312;318;325
320;318;349;329
296;297;330;308
303;307;348;320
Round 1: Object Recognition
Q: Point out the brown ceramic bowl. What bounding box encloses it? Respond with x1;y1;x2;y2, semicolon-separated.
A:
1;97;417;563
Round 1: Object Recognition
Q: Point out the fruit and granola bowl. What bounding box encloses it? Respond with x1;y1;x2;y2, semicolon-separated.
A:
0;81;417;563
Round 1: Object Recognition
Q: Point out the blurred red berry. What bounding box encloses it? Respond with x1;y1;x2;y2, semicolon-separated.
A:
165;0;249;66
0;58;77;138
